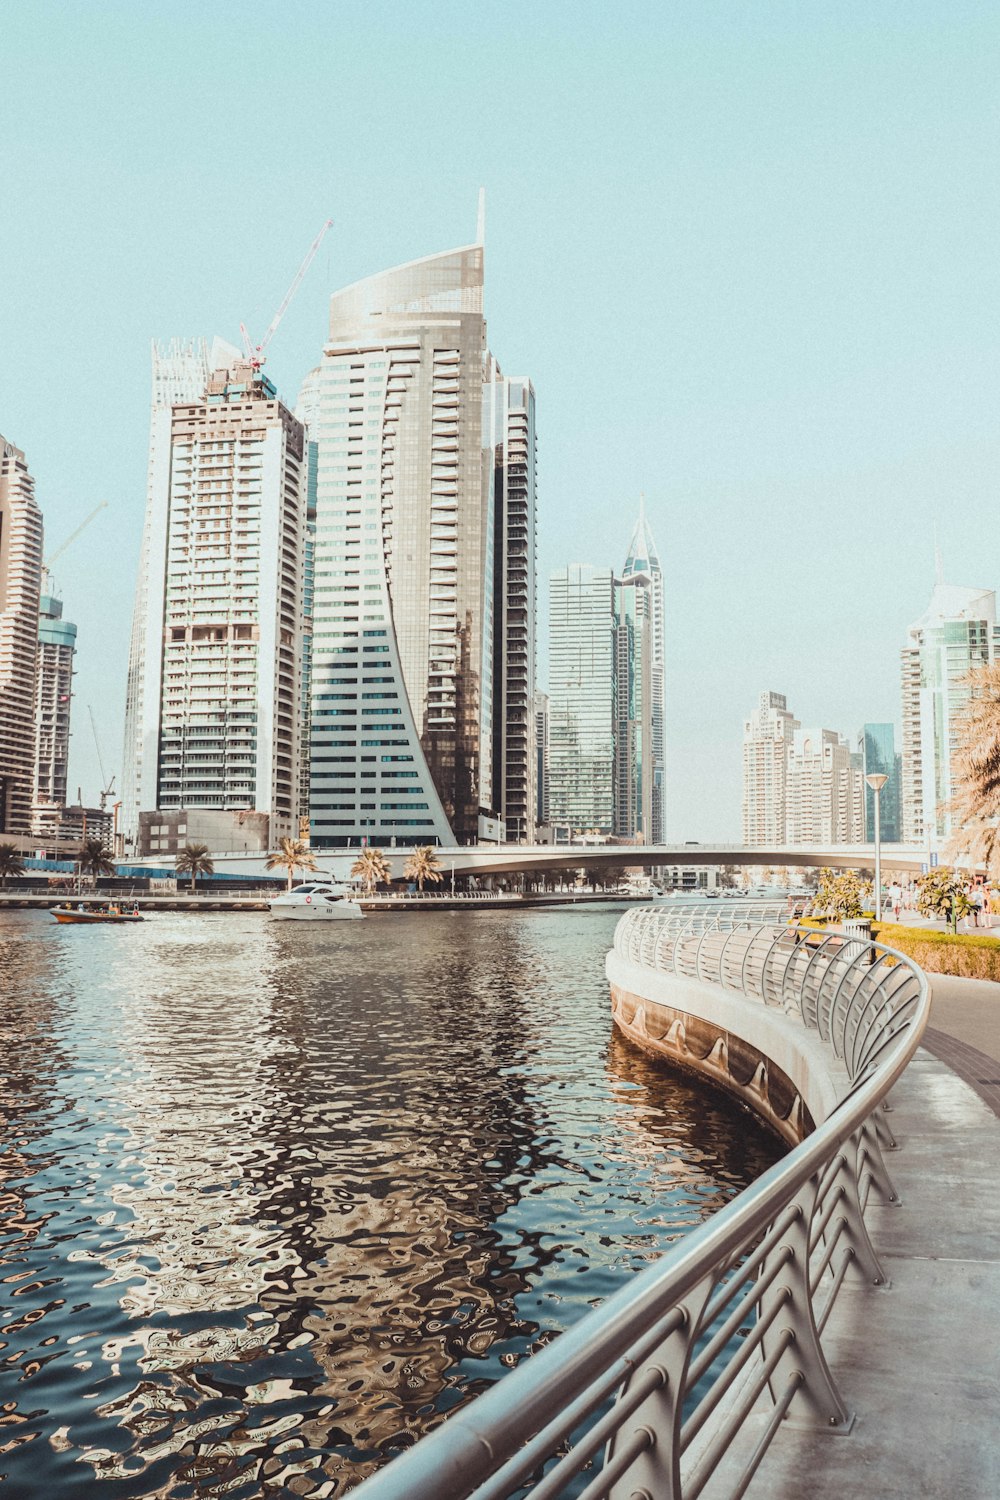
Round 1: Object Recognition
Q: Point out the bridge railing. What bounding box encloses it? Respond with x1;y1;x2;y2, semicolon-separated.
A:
351;910;929;1500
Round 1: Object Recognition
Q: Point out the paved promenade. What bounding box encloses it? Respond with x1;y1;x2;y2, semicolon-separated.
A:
712;972;1000;1499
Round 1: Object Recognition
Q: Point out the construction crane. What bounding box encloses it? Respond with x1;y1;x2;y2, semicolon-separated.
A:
240;218;333;371
43;501;109;581
88;705;116;811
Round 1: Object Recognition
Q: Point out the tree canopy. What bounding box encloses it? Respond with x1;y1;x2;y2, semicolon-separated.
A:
266;837;319;892
0;844;25;888
351;847;391;894
174;843;215;892
403;846;443;891
947;662;1000;878
916;867;973;932
78;839;115;877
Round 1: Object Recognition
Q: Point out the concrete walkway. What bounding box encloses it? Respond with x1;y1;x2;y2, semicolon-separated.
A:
922;972;1000;1117
712;973;1000;1498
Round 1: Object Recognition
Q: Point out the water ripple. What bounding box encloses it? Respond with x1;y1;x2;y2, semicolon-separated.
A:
0;907;782;1496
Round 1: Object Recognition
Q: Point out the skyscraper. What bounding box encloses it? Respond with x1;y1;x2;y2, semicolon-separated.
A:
860;723;902;843
294;366;323;832
547;565;616;832
304;222;534;848
534;690;550;829
621;497;665;841
487;364;537;842
613;571;654;840
0;435;43;836
123;337;241;843
32;589;77;838
900;581;999;848
126;354;307;857
785;727;864;844
742;691;798;845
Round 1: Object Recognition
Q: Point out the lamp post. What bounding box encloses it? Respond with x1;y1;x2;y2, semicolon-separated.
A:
865;773;889;921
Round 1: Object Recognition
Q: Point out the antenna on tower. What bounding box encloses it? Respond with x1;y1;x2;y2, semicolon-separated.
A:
476;187;486;247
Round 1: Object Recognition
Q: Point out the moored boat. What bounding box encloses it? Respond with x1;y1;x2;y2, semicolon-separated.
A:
51;903;144;924
268;882;364;920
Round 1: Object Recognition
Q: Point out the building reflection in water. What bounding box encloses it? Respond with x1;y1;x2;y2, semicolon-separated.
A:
0;908;781;1498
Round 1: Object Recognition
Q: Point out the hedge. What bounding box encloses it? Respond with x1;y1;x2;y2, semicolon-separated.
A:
871;923;1000;982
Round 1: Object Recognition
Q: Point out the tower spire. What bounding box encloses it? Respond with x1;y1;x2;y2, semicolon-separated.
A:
476;187;486;248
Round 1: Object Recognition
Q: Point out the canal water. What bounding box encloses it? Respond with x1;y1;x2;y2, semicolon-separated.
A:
0;906;783;1497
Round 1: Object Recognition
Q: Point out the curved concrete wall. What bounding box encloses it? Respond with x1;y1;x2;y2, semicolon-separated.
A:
606;949;852;1146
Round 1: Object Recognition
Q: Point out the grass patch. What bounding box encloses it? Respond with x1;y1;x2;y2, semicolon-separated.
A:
872;923;1000;981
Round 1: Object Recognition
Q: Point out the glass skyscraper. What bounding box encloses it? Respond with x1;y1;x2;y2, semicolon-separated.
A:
620;498;665;842
304;228;535;847
860;723;902;843
613;572;654;840
900;582;1000;847
547;565;616;832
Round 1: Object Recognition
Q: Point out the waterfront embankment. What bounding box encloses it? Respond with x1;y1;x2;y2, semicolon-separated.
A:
0;888;651;914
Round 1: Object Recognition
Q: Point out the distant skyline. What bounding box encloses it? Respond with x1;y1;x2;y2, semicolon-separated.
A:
4;2;1000;838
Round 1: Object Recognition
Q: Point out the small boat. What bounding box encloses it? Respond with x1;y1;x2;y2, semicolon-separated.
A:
268;882;364;921
51;902;145;924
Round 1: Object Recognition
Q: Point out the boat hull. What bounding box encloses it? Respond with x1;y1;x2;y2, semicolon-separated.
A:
51;908;144;924
269;902;363;920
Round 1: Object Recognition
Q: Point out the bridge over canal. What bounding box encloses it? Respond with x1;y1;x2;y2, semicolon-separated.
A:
198;840;935;883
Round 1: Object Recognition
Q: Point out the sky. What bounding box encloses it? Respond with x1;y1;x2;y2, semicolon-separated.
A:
3;1;1000;838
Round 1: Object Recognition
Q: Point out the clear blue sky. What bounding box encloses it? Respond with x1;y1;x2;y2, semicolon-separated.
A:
3;1;999;837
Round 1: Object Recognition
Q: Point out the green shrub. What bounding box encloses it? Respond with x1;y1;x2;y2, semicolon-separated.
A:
872;923;1000;981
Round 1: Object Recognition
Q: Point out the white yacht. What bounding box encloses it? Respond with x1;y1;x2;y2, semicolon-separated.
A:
268;882;364;921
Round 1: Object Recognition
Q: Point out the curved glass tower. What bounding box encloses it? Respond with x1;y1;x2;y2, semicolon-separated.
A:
306;240;503;847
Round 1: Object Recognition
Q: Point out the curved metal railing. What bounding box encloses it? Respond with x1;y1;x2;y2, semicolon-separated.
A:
351;909;929;1500
650;898;791;928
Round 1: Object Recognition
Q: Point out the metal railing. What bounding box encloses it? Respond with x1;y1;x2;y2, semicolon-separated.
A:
648;900;791;930
351;908;929;1500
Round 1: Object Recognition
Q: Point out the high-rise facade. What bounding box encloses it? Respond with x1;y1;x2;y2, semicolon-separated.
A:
621;498;665;841
900;582;999;848
487;365;537;841
785;727;864;844
860;723;902;843
126;355;307;858
742;691;798;845
612;571;654;840
32;590;77;837
294;366;323;832
305;231;533;848
547;565;616;832
534;690;550;828
0;435;44;836
123;337;241;842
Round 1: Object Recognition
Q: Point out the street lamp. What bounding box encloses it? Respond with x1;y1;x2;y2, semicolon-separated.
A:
865;773;889;921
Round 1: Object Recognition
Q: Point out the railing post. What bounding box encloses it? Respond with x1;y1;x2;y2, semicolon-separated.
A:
814;1134;889;1289
757;1179;854;1432
606;1274;715;1500
857;1114;900;1206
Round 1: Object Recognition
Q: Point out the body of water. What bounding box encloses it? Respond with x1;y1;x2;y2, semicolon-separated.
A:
0;906;782;1497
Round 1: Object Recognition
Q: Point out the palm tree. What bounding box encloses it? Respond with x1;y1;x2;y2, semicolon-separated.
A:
78;839;115;878
0;843;25;889
403;845;443;893
266;836;319;892
350;846;391;895
175;843;215;893
947;662;1000;877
